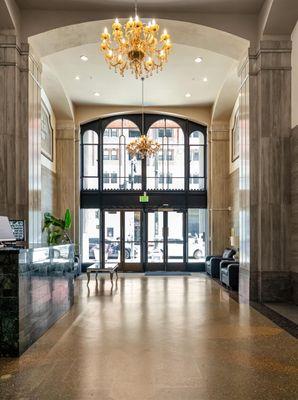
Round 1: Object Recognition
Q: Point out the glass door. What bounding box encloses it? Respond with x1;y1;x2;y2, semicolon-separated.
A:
167;211;184;264
123;211;142;270
147;211;164;268
146;210;185;271
104;211;121;264
103;210;143;271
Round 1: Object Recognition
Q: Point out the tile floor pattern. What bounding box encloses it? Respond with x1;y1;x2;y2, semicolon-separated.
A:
0;274;297;400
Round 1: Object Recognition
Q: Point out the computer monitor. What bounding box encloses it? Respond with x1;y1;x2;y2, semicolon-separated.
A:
0;216;16;242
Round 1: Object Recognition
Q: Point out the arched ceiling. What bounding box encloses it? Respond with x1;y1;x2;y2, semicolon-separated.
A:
29;19;248;117
29;19;248;61
42;42;237;107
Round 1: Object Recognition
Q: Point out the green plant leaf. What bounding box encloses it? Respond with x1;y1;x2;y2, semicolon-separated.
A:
64;208;72;230
49;231;62;245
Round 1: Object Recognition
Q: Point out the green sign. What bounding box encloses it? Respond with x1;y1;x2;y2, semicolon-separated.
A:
139;194;149;203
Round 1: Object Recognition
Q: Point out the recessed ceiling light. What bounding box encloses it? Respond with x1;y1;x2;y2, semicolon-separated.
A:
185;93;191;98
75;76;80;80
203;77;208;82
195;57;202;63
94;92;100;97
80;55;88;62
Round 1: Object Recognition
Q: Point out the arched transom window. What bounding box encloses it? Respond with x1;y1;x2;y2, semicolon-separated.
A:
81;114;206;192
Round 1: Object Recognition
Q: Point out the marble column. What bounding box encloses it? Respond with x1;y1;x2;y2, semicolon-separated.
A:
28;52;42;244
238;58;251;302
0;35;42;245
208;123;231;255
290;125;298;304
56;120;76;242
247;40;292;302
0;35;29;229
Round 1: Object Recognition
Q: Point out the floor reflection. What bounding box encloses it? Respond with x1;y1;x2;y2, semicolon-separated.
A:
0;274;297;400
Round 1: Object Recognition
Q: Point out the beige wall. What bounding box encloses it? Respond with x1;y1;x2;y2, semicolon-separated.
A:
292;21;298;129
75;105;211;127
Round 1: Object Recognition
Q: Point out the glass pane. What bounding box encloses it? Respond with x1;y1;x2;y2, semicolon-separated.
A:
105;211;121;263
103;119;141;190
124;242;141;262
148;211;164;263
190;145;205;190
146;177;184;190
105;241;121;262
124;211;141;263
83;145;98;177
147;119;184;190
83;130;98;144
82;178;98;190
148;242;164;262
189;178;205;191
148;212;163;241
168;212;183;263
188;209;207;262
125;212;141;242
81;209;100;263
189;131;204;145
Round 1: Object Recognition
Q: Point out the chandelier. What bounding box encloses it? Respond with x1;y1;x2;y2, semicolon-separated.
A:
100;0;172;79
126;78;160;159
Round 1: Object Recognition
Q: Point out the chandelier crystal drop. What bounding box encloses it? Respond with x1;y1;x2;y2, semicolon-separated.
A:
100;1;172;79
126;78;160;159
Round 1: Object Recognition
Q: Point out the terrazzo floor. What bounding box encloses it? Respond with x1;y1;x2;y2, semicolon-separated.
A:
0;273;297;400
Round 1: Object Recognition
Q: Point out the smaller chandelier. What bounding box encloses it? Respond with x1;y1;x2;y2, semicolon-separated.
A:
100;2;172;79
126;78;160;159
127;135;160;159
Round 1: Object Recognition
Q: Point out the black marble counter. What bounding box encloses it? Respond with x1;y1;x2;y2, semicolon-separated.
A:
0;245;75;357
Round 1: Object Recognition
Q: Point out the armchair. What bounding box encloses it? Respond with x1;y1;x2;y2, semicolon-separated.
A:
220;261;239;290
205;248;236;278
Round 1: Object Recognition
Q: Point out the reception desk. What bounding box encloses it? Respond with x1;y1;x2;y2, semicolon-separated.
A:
0;245;75;357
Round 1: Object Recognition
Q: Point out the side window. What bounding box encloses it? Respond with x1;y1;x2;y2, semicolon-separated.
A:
82;130;98;190
189;131;205;190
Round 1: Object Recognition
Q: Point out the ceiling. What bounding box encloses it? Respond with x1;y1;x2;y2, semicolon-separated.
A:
16;0;265;14
43;43;236;107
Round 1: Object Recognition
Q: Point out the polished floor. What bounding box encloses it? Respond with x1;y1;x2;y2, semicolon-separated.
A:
0;274;297;400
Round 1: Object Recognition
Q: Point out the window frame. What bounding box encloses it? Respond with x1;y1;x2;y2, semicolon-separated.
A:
80;114;207;193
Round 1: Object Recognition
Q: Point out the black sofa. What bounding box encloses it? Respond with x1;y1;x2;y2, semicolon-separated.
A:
220;260;239;290
205;248;236;278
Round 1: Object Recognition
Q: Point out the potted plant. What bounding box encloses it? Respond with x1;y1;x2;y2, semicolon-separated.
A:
42;209;72;245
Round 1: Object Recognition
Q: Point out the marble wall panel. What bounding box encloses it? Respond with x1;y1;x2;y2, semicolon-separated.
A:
247;40;292;302
209;123;230;255
56;121;76;241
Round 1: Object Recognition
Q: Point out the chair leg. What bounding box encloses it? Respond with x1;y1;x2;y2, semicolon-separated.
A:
87;271;90;285
110;272;114;283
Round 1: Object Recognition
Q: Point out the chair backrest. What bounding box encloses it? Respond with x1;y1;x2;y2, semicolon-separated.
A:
222;248;236;259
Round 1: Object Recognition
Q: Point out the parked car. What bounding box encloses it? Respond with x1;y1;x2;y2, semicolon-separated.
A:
90;241;138;260
147;234;205;261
